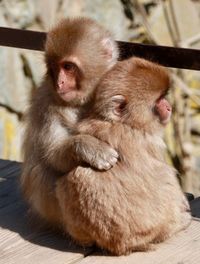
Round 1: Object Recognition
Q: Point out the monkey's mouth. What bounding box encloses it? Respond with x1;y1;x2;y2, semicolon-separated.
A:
58;91;67;95
58;89;75;96
57;85;76;95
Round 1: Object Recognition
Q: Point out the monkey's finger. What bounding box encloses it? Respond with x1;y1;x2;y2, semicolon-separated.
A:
95;155;118;170
109;148;119;159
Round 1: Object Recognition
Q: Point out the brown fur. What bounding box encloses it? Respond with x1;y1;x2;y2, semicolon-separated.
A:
21;17;119;226
56;58;191;255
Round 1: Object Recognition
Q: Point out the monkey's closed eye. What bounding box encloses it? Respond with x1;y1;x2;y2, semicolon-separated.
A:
162;89;169;98
157;89;169;102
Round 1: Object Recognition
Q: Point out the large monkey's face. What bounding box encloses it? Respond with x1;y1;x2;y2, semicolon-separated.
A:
44;18;118;106
94;58;171;133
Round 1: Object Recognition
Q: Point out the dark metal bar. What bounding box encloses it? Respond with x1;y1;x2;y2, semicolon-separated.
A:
0;27;46;51
118;41;200;70
0;27;200;70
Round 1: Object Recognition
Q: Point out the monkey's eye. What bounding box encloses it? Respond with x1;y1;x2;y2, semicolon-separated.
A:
62;62;76;71
157;89;169;101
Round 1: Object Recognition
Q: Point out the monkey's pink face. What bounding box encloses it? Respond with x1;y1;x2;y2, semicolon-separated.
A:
94;58;172;130
52;56;108;106
97;90;172;129
55;60;81;103
154;96;172;125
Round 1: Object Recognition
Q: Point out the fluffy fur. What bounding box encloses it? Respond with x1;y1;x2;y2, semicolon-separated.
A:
21;17;119;226
56;58;191;255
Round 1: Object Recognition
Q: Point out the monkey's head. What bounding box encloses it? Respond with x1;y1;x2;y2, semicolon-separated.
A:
45;17;118;106
93;57;171;133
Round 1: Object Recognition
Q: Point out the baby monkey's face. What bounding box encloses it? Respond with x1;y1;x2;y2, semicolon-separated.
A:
154;92;171;125
94;57;171;132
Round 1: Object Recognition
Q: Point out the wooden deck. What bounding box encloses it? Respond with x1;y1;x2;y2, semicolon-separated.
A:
0;159;200;264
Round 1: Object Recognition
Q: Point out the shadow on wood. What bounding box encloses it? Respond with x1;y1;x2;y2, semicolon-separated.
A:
0;160;93;256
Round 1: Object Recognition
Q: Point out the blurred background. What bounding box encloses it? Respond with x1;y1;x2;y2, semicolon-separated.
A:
0;0;200;195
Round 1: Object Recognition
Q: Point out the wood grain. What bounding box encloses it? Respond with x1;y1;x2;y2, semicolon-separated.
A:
79;219;200;264
0;159;92;264
1;159;200;264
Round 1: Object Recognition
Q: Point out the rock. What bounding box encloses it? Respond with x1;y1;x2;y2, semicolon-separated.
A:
1;0;35;28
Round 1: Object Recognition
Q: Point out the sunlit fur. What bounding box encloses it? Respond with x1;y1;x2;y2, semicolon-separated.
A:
56;58;191;255
21;17;119;227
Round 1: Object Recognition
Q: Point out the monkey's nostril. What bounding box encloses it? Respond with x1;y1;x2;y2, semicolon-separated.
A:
58;81;64;86
167;105;172;111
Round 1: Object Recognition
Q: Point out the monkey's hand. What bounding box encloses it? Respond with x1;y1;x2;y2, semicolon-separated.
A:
72;135;118;170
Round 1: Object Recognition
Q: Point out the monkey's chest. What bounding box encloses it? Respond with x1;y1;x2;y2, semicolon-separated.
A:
62;108;79;125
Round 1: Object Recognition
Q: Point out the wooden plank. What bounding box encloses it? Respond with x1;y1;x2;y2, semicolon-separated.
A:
0;159;21;179
190;197;200;218
0;159;14;169
0;160;21;209
1;159;200;263
0;160;92;264
79;219;200;264
0;27;200;70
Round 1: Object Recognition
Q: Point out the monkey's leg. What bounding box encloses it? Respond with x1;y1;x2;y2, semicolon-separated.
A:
21;165;63;228
56;168;95;246
167;190;192;235
170;194;192;235
152;195;191;244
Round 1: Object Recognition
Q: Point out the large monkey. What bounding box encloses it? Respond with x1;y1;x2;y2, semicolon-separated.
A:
56;58;191;255
21;18;119;226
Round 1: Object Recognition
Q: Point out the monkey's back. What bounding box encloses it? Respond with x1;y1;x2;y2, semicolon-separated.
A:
57;122;190;255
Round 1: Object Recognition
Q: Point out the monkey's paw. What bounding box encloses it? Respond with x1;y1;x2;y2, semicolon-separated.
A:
89;144;118;170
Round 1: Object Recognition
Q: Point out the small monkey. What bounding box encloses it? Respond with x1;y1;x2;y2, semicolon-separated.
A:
56;58;191;255
21;17;119;226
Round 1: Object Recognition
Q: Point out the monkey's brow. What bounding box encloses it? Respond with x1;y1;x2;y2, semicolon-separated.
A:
1;27;200;70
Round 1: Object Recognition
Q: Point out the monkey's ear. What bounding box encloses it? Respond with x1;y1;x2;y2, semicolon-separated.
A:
111;95;126;117
101;38;118;62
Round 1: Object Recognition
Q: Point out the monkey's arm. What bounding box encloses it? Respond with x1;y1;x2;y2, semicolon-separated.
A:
78;119;118;143
67;134;118;171
43;120;118;173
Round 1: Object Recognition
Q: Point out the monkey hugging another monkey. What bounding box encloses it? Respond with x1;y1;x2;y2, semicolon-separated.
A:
21;17;191;256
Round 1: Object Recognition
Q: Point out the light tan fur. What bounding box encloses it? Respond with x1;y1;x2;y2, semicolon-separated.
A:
56;58;191;255
21;17;119;226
